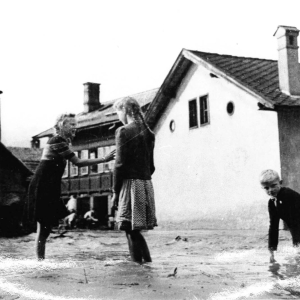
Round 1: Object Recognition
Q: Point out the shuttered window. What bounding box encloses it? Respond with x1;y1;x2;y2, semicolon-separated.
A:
189;99;198;128
200;95;209;125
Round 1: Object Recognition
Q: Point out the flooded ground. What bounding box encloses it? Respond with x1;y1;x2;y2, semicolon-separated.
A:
0;229;300;300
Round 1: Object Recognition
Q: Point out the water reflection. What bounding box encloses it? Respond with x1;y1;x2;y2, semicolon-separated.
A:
268;253;300;281
282;255;300;278
268;262;284;280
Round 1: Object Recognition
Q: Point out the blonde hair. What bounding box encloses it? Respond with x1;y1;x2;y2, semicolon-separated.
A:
54;113;75;133
259;169;280;184
113;97;153;134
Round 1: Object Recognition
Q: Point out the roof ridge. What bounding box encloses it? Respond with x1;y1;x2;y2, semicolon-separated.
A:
188;49;277;63
108;87;159;102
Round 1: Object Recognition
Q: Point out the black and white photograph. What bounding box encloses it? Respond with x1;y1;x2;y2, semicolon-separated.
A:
1;0;300;299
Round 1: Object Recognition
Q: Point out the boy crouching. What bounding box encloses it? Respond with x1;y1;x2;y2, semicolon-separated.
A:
260;169;300;263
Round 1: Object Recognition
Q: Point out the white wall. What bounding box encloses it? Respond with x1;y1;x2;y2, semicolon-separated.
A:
153;64;281;223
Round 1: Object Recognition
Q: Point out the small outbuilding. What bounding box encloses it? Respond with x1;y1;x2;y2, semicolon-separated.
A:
0;142;33;235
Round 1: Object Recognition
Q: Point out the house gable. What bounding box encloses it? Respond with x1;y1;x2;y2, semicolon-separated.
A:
151;53;281;222
146;48;300;130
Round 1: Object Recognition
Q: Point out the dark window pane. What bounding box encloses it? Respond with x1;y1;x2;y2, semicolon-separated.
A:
189;99;198;128
200;95;209;125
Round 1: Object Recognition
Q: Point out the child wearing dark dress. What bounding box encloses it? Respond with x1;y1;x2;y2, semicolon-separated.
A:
27;113;115;260
260;169;300;263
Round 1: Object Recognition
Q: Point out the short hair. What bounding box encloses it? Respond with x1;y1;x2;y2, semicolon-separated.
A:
54;113;75;133
259;169;280;184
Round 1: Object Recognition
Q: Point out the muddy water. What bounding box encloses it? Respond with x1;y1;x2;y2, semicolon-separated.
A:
0;229;299;299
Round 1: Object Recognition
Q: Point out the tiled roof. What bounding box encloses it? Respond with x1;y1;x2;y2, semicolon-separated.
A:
33;88;159;139
8;147;42;162
76;88;158;130
189;50;300;106
8;147;42;172
0;143;33;175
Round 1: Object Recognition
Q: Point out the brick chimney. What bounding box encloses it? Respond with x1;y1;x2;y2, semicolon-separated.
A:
83;82;101;113
274;26;300;96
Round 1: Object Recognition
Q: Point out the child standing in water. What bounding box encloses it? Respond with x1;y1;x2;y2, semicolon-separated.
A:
260;169;300;263
27;113;115;260
111;97;157;263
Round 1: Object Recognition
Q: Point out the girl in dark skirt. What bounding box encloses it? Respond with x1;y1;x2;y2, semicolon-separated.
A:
27;113;115;260
111;97;157;263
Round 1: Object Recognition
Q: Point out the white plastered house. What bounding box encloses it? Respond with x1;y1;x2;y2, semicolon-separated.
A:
146;26;300;227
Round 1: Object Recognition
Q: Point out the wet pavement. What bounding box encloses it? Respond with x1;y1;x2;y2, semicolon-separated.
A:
0;229;299;299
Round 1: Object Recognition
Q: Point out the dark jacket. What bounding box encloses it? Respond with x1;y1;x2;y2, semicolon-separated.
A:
113;122;155;194
268;187;300;250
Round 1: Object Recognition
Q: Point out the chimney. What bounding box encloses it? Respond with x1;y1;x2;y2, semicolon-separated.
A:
274;26;300;96
83;82;101;113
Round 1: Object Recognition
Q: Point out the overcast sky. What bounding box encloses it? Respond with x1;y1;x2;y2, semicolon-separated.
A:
1;0;300;147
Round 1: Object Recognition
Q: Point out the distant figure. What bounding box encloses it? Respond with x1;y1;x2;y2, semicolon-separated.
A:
84;210;98;228
27;113;115;260
260;169;300;263
111;97;157;264
64;212;77;229
66;195;77;214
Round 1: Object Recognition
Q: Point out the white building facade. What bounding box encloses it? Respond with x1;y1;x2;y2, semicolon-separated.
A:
147;26;300;225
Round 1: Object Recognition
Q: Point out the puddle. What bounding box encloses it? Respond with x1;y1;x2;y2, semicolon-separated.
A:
0;230;300;299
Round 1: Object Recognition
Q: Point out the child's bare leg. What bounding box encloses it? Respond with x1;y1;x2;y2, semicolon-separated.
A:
125;231;142;263
136;231;152;262
35;222;51;260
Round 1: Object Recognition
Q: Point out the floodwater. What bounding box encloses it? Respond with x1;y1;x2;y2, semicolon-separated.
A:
0;229;299;299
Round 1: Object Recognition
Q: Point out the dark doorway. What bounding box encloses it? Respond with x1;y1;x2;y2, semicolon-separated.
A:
77;197;90;217
93;196;108;226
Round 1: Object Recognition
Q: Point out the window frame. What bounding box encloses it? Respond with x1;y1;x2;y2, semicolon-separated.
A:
89;149;98;174
199;95;210;126
97;147;104;173
70;151;79;177
188;98;198;129
109;145;116;170
62;160;69;178
80;150;89;175
103;146;111;172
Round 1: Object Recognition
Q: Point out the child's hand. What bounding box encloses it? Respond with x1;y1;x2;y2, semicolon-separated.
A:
111;193;119;210
105;150;116;162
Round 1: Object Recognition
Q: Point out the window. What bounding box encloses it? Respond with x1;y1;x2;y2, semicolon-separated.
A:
169;120;176;132
199;95;209;125
289;36;294;46
97;146;115;173
109;145;116;170
103;146;111;172
90;149;98;174
97;147;104;173
80;150;89;175
189;99;198;128
62;160;69;178
227;101;235;115
70;151;78;177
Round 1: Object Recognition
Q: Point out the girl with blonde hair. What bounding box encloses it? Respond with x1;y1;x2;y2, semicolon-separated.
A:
27;113;115;260
112;97;157;263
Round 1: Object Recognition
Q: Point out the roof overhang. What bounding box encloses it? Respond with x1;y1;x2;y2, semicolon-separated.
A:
146;49;193;128
146;49;275;129
183;50;274;109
